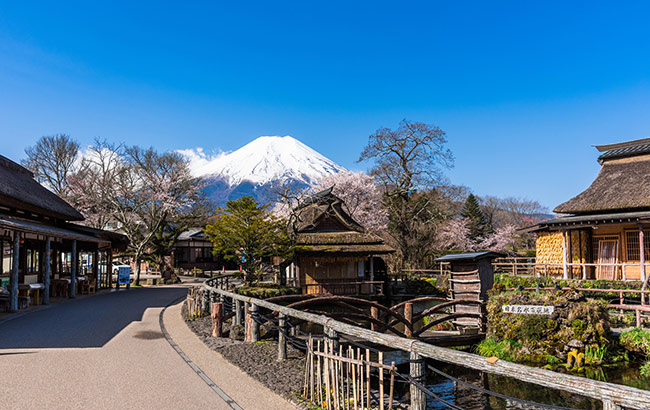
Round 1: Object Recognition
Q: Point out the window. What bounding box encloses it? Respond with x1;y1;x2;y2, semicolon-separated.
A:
26;248;40;273
592;235;619;262
625;231;650;261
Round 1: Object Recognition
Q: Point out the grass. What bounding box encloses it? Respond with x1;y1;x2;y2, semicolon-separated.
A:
475;337;520;362
620;328;650;356
585;345;608;366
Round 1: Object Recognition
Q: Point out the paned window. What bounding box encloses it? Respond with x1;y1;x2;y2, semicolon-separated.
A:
625;231;650;261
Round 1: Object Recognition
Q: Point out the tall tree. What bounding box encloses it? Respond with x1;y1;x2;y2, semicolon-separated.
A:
358;119;453;268
22;134;80;197
205;196;290;284
460;193;491;241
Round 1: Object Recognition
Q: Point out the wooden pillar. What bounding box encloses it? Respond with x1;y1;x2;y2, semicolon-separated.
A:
44;237;51;305
9;232;20;312
409;351;426;410
107;250;113;289
562;231;568;280
404;302;413;338
93;249;99;285
640;225;646;284
70;240;77;298
277;313;287;361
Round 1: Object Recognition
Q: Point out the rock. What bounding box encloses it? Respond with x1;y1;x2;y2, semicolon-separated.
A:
230;324;245;341
567;339;584;349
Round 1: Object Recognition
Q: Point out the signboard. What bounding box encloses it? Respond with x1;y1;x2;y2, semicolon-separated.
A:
502;305;554;315
118;266;131;285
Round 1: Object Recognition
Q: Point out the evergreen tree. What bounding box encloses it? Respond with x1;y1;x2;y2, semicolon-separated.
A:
460;194;492;241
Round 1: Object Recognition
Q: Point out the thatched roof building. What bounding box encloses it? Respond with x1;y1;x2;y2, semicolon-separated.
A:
532;138;650;281
0;154;127;312
554;138;650;215
287;188;393;295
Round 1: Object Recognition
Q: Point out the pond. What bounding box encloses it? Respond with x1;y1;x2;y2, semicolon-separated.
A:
381;350;650;410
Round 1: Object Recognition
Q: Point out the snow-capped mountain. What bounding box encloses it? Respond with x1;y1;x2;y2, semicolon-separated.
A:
180;136;346;205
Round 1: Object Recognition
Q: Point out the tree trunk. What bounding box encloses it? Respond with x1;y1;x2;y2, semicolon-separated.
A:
134;253;142;286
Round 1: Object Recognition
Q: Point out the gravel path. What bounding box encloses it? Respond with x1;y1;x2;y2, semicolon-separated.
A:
183;306;306;401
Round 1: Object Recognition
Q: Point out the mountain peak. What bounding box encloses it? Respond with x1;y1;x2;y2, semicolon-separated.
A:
181;136;346;202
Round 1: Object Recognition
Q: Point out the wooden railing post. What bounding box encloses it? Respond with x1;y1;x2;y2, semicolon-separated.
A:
603;399;623;410
325;326;339;352
202;288;210;315
277;313;287;361
410;351;426;410
404;302;413;338
235;299;242;325
244;301;251;340
370;306;379;331
250;303;260;342
212;302;223;337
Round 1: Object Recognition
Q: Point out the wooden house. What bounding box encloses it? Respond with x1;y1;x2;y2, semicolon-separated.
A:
532;138;650;281
287;188;394;295
171;228;234;272
0;155;128;312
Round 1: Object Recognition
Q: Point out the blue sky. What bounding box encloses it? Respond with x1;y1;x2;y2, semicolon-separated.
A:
2;1;650;210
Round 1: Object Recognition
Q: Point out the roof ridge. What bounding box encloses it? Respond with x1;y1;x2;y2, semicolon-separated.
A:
594;137;650;152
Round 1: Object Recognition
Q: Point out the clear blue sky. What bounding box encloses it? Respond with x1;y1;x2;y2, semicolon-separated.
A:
2;1;650;210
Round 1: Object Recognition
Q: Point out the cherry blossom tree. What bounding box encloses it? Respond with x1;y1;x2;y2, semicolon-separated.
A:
437;218;518;253
312;171;388;232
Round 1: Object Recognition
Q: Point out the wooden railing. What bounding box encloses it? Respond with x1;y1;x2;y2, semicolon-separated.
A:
201;275;650;410
301;280;384;296
493;257;650;281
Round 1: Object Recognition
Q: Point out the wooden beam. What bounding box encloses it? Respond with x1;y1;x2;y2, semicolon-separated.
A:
44;236;50;305
9;231;20;312
70;239;77;298
562;231;568;280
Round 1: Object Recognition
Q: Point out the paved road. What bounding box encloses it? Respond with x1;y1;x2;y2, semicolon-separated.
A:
0;286;293;410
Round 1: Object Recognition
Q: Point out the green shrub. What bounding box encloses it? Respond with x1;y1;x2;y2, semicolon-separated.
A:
402;279;447;297
620;328;650;356
641;360;650;378
236;284;301;299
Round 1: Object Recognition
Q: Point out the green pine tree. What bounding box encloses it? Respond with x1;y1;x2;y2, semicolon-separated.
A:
460;193;492;241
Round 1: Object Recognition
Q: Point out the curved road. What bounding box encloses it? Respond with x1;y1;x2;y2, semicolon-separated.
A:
0;286;292;410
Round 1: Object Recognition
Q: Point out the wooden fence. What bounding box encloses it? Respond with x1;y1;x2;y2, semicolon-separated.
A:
201;274;650;410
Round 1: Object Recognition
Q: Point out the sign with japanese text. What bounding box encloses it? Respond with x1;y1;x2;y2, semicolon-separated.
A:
502;305;554;315
118;266;131;285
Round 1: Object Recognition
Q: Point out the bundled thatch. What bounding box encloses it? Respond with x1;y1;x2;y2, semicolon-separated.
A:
0;155;83;221
554;154;650;214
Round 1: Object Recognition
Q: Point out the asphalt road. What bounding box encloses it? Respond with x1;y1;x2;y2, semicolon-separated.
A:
0;286;293;409
0;286;186;349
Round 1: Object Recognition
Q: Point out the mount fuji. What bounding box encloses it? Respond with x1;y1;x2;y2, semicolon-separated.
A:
180;136;347;206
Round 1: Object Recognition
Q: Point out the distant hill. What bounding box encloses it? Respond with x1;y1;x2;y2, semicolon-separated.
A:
181;136;346;206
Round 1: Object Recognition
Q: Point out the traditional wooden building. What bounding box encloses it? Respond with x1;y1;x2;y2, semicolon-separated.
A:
171;228;234;272
0;155;128;312
532;138;650;281
287;188;394;295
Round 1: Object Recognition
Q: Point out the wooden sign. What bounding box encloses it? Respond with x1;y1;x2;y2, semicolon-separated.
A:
502;305;554;315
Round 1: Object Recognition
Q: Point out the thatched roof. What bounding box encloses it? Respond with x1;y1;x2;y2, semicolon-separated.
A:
554;138;650;215
294;189;394;255
295;187;364;233
0;155;83;221
296;232;394;255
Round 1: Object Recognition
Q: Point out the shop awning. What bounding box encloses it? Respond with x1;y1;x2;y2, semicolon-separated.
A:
0;216;110;245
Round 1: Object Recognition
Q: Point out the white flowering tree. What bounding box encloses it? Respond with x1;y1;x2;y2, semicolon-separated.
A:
312;171;388;232
437;218;518;253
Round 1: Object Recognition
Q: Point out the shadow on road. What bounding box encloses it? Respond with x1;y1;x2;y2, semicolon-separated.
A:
0;287;187;349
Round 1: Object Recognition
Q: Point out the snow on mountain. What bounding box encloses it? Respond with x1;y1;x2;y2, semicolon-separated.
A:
179;136;346;205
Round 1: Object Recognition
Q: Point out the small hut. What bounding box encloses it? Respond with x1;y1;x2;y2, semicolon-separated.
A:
531;137;650;280
288;188;394;295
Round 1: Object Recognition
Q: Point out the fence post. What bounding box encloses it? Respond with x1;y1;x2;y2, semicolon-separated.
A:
325;326;339;352
404;302;413;338
410;351;426;410
250;303;260;342
277;313;287;361
235;299;242;325
202;288;210;315
370;306;379;331
212;302;223;337
602;399;623;410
